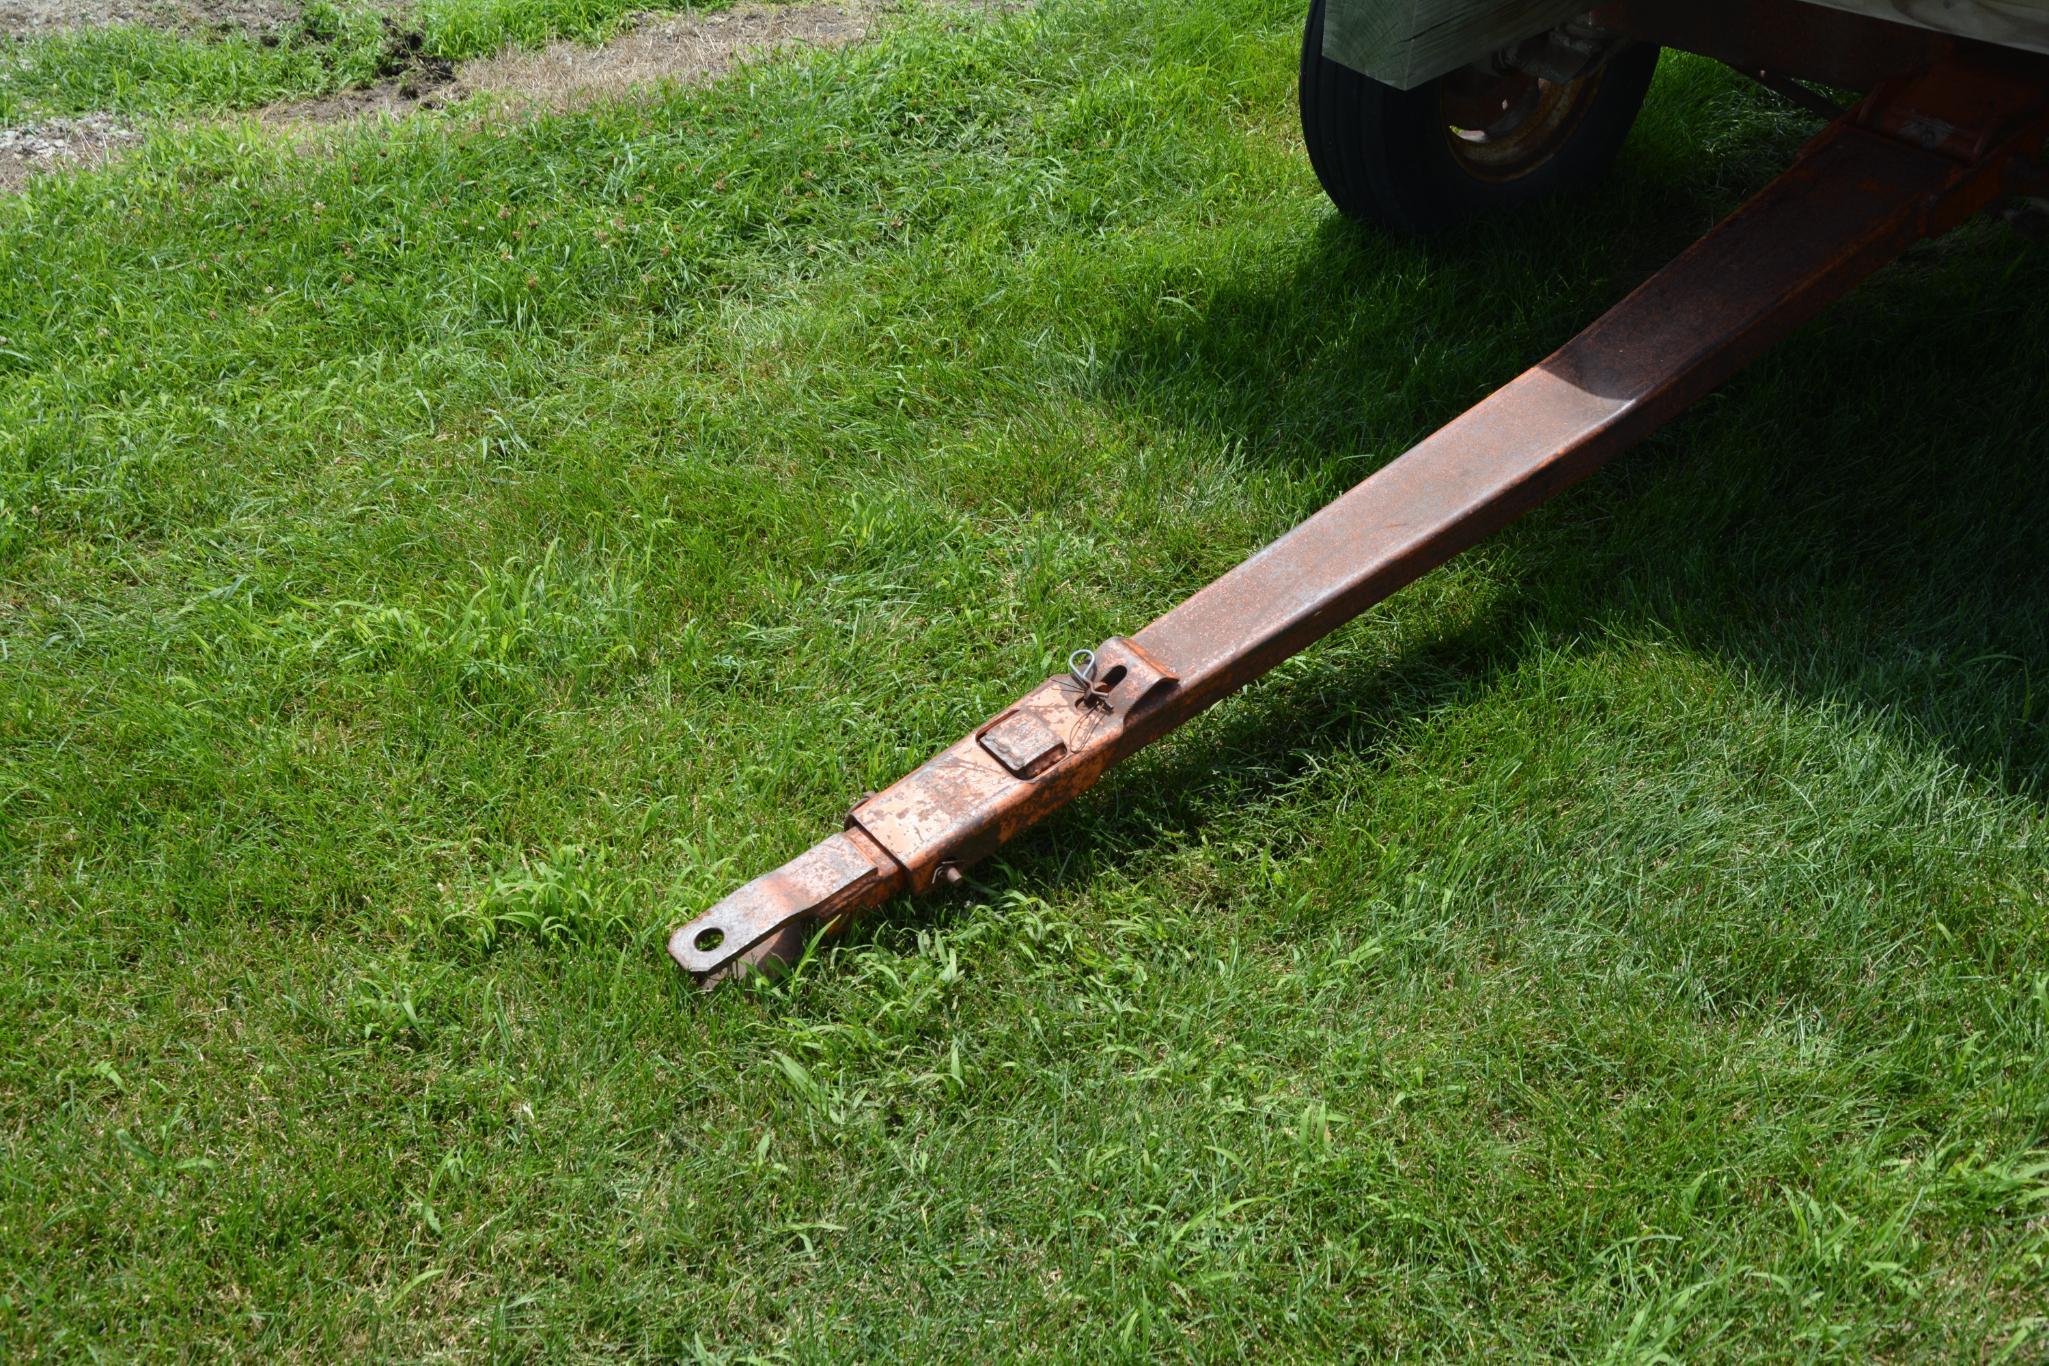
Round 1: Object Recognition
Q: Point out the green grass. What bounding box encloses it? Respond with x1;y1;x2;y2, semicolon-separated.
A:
3;0;2047;1354
409;0;731;63
2;4;385;120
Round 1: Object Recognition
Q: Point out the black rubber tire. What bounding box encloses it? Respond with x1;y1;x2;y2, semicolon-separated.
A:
1299;0;1659;232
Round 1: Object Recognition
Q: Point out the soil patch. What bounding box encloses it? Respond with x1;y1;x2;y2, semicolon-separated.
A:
0;112;137;191
0;0;300;36
258;2;883;126
2;1;945;190
453;1;879;114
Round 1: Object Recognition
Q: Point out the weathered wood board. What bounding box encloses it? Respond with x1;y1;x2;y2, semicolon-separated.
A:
1323;0;2049;89
1320;0;1585;89
1801;0;2049;50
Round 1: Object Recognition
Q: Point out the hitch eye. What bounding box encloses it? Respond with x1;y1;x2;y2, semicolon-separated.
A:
694;927;725;953
1096;664;1128;692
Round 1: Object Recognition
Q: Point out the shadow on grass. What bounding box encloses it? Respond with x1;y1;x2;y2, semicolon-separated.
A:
1093;199;2048;783
838;161;2047;961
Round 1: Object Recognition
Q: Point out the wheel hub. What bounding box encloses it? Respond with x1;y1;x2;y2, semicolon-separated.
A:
1436;62;1611;182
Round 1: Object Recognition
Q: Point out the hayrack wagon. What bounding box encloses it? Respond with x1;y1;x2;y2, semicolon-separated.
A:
671;0;2049;986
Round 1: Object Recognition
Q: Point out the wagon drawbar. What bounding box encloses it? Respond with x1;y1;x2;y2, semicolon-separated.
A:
671;1;2049;987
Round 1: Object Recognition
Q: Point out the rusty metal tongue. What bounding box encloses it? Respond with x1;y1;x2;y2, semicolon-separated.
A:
671;636;1178;985
667;828;903;987
669;53;2049;990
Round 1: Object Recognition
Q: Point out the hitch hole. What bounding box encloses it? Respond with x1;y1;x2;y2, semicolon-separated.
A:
694;927;725;953
1098;664;1128;690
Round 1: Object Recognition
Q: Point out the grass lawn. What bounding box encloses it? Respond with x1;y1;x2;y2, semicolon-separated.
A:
4;0;2047;1354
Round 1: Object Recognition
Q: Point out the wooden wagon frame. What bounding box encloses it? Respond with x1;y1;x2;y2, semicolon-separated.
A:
1331;1;2049;91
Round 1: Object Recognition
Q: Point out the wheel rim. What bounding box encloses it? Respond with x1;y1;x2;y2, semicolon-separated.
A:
1435;65;1609;182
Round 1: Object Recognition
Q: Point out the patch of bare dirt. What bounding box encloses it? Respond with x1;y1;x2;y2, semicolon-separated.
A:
0;112;137;191
255;1;883;128
457;1;880;113
0;0;300;36
1;0;973;190
255;21;460;123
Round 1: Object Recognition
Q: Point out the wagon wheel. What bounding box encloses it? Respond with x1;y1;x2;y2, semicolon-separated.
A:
1299;0;1659;231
